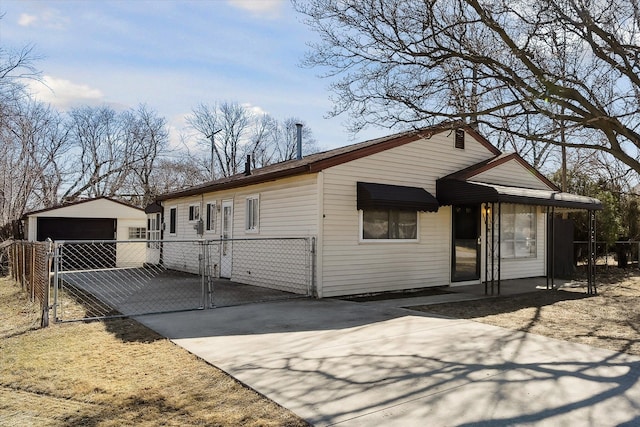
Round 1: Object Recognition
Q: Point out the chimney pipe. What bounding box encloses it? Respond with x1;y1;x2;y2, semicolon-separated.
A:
295;123;303;160
244;154;251;176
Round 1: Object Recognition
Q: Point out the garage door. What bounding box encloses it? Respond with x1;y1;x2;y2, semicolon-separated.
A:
37;217;116;269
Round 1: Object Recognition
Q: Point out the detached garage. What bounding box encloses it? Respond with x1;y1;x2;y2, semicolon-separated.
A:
23;197;147;269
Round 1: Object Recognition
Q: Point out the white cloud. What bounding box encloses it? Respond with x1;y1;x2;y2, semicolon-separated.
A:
227;0;284;18
241;102;269;116
18;13;38;27
28;75;104;109
17;8;70;30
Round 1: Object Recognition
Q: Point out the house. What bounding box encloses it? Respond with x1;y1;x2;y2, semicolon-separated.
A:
155;124;601;298
23;197;147;268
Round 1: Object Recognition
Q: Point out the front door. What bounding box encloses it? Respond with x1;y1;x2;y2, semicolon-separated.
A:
452;205;480;282
220;199;233;278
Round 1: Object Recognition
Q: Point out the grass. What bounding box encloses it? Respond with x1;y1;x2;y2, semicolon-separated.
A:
409;270;640;357
0;277;308;427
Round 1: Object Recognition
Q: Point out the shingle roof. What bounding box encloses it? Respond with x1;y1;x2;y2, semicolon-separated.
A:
157;122;499;201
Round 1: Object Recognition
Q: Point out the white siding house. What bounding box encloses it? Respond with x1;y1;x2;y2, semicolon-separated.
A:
156;124;601;298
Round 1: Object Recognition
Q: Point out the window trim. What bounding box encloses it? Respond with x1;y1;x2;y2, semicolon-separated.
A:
245;195;260;233
168;206;177;235
188;204;200;222
500;204;537;259
128;227;146;240
358;209;420;243
205;201;217;233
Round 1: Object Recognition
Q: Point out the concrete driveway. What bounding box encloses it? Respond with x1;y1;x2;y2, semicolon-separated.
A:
138;298;640;426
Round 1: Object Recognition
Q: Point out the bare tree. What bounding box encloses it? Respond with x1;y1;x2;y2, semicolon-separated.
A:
62;104;167;203
269;117;319;162
295;0;640;177
187;102;252;178
120;105;169;207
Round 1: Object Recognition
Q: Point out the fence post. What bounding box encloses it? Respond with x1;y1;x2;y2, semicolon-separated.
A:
310;237;316;297
52;243;60;322
200;240;206;309
41;239;53;327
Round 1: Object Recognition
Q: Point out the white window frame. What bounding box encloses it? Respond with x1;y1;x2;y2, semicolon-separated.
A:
358;209;420;243
128;227;146;240
205;201;217;233
188;204;200;222
245;195;260;233
168;206;177;235
500;204;537;259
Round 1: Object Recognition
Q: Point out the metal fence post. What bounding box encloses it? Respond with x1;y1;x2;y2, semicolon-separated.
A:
53;243;60;322
200;240;206;309
310;237;316;297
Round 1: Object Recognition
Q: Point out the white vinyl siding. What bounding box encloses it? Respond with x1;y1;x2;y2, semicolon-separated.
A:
160;174;319;287
320;130;495;297
472;159;554;190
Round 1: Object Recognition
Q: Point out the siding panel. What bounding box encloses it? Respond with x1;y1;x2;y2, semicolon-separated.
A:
320;130;493;297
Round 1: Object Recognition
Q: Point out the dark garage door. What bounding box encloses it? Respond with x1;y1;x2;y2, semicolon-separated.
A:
37;217;117;269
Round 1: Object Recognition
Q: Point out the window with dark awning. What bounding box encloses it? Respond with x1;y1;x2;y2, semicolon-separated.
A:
357;182;439;212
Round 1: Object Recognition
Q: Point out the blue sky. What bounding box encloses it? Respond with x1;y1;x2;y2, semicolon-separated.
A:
1;0;388;151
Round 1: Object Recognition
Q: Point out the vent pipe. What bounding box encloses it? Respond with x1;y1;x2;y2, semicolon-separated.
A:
295;123;303;160
244;154;251;176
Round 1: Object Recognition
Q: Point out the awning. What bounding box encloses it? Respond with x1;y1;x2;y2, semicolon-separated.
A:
357;182;439;212
436;179;602;210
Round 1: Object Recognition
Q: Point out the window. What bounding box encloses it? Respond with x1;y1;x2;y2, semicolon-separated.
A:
245;195;259;232
206;202;217;232
501;204;537;258
188;204;200;221
169;207;177;234
455;129;465;149
361;209;418;240
128;227;146;239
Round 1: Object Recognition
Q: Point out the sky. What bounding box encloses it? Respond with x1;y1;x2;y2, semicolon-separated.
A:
1;0;389;152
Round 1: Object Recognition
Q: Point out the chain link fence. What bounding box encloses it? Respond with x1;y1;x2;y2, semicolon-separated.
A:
6;240;52;327
574;240;640;269
52;237;314;322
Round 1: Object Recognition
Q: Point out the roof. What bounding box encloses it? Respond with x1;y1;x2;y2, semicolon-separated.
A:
157;122;500;201
441;152;560;191
23;197;144;218
436;179;602;210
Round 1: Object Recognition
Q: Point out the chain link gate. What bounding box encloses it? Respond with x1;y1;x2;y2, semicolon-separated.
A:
52;237;314;322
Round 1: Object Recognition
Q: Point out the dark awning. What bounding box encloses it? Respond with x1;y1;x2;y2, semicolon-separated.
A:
357;182;439;212
436;179;602;210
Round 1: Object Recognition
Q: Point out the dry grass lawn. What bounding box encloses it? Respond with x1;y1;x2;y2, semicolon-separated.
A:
410;270;640;357
0;277;308;427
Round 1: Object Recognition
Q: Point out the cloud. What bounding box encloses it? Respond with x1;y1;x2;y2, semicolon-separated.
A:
241;102;269;116
18;13;38;27
28;75;104;109
227;0;285;18
16;8;70;30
